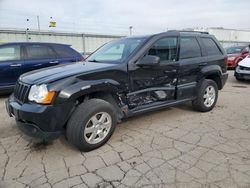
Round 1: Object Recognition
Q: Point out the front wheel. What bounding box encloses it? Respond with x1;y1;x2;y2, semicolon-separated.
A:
66;99;117;151
235;75;244;81
192;79;218;112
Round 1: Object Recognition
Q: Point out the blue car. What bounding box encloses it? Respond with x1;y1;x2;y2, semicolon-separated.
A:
0;42;83;93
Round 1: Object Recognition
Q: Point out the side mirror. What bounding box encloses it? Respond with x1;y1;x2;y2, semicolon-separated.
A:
136;55;160;67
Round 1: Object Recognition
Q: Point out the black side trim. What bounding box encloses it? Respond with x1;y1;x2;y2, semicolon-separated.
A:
127;98;194;117
127;86;175;96
177;82;197;89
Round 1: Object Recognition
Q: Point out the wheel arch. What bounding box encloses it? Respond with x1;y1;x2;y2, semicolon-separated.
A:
57;79;125;128
200;65;223;90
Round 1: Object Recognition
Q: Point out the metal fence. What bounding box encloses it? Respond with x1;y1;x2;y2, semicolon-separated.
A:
0;29;124;56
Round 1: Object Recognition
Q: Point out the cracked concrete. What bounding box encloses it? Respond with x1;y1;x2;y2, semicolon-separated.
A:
1;71;250;188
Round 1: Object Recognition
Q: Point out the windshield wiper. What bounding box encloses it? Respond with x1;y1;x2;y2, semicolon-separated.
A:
88;59;100;62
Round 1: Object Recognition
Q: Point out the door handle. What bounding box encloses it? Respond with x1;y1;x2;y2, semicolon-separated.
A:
10;64;22;67
164;69;177;73
49;61;59;64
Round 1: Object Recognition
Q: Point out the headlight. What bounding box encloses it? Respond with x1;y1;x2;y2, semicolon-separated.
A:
228;56;236;61
235;65;240;71
28;84;55;104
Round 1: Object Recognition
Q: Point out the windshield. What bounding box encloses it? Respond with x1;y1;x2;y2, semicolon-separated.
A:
87;37;145;63
226;46;244;54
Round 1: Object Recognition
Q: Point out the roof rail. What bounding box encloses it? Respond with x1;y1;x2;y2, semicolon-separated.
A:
167;30;209;34
179;30;209;34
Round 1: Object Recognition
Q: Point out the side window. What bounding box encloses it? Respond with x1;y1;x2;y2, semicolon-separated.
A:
179;37;201;59
201;38;222;56
0;45;21;61
53;46;74;58
26;44;56;60
148;37;177;63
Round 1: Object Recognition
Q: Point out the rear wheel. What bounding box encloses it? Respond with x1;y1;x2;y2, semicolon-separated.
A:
192;79;218;112
66;99;117;151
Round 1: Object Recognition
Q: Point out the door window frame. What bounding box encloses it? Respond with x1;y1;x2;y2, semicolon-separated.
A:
139;36;180;66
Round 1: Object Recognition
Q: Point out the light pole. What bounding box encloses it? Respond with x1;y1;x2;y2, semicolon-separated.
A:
129;26;133;36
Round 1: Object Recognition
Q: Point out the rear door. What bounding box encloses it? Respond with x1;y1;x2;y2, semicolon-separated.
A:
22;43;58;74
177;36;204;100
0;44;23;87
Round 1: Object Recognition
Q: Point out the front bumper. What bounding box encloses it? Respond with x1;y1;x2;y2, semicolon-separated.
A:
6;94;74;140
235;66;250;80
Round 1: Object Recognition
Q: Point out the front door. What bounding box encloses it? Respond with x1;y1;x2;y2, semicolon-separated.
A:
128;37;179;108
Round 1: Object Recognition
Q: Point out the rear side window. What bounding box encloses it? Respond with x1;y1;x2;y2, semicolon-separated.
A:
53;45;75;58
26;44;56;59
148;37;177;63
0;45;20;61
179;37;201;59
201;38;222;56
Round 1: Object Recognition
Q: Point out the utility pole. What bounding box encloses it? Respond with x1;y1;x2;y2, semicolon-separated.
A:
37;15;42;41
37;16;40;32
129;26;133;36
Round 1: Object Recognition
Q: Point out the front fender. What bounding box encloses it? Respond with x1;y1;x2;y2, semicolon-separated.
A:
56;79;121;103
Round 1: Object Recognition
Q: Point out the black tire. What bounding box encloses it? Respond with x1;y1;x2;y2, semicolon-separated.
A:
192;79;218;112
235;76;243;81
66;99;117;151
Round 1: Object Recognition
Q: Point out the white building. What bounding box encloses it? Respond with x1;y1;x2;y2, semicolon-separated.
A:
195;27;250;48
1;28;250;55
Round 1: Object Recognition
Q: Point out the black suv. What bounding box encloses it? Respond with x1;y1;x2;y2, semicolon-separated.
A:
6;31;228;151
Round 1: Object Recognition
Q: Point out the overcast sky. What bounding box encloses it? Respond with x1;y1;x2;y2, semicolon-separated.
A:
0;0;249;35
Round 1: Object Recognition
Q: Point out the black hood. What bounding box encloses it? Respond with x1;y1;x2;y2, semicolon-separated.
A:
20;62;116;85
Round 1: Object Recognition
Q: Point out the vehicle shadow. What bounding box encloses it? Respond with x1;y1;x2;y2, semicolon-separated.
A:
0;93;11;99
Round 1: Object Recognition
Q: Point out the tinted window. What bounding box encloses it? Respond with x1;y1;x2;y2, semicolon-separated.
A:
26;44;56;59
179;37;201;59
0;45;20;61
148;37;177;63
202;38;222;56
53;45;74;58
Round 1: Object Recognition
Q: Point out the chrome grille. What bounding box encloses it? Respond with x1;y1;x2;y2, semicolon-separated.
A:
14;81;30;103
